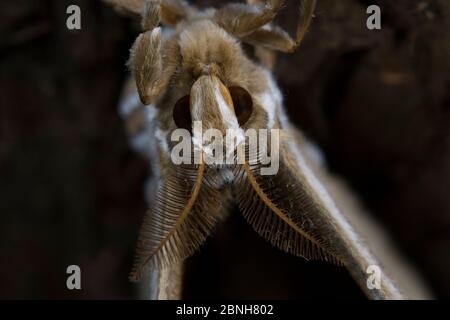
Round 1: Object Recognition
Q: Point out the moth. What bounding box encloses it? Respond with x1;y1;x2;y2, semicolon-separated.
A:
107;0;430;300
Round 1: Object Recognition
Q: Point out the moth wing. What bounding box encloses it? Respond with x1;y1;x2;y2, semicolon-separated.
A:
233;131;342;265
130;161;224;282
234;124;432;299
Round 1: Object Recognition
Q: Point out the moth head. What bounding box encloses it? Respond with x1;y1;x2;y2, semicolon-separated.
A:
171;19;257;135
127;0;316;153
173;73;253;132
172;72;254;159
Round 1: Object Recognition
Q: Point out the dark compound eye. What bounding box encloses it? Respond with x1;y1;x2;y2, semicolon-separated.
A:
229;86;253;126
173;95;192;132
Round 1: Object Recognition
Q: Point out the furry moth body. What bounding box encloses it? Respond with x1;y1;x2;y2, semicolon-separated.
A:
124;0;344;280
111;0;430;300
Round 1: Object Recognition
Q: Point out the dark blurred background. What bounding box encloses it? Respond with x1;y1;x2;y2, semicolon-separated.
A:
1;0;449;299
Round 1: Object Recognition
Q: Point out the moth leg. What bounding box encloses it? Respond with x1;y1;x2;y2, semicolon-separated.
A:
214;0;284;37
242;0;317;53
156;0;193;27
246;0;278;70
141;0;161;31
103;0;192;26
127;1;164;105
